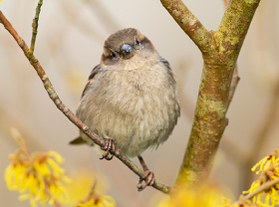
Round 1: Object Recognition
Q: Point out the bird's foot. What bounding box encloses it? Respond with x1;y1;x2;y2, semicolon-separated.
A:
137;170;155;191
136;155;155;191
99;139;115;160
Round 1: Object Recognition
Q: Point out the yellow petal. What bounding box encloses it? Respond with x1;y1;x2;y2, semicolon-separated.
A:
34;160;50;177
47;151;64;163
46;158;64;174
19;194;30;201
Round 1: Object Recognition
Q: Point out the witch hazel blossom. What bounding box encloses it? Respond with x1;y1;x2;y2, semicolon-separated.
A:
243;149;279;207
4;128;70;207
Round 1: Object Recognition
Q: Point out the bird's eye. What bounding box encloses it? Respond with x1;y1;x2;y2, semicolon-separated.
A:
111;52;117;58
135;38;140;45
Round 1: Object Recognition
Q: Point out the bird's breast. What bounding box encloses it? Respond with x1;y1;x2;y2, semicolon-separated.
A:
77;63;179;157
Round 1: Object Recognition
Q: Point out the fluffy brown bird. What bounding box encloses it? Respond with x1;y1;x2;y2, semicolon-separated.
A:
70;28;180;190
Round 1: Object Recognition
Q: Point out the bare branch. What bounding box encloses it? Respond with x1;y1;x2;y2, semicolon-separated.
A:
0;10;170;194
30;0;43;55
227;58;240;109
160;0;211;53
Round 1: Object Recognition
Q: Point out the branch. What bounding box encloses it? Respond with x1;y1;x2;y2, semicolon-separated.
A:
216;0;260;56
165;0;261;193
234;177;279;205
222;0;240;110
29;0;43;55
160;0;211;53
0;10;170;194
227;54;240;108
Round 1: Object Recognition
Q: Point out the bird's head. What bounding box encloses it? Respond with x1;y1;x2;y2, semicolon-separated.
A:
101;28;156;66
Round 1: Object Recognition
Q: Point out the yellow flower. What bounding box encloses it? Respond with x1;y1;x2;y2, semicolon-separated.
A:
66;170;116;207
4;128;71;207
243;149;279;207
232;195;260;207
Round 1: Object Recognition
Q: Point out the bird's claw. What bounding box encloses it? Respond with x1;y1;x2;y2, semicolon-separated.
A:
137;170;155;191
99;139;115;160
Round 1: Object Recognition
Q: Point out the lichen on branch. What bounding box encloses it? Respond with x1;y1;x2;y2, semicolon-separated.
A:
160;0;261;193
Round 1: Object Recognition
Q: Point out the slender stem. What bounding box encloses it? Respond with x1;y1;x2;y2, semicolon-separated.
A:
0;10;170;194
160;0;211;54
234;177;279;205
29;0;43;55
227;63;240;109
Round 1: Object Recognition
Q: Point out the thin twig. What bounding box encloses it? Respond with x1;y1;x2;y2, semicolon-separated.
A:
234;177;279;205
160;0;211;53
0;10;171;194
227;52;240;108
29;0;43;55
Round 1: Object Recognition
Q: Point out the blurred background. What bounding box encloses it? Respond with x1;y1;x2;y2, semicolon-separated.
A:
1;0;279;206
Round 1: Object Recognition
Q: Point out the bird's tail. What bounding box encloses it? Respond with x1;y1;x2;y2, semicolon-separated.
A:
69;136;87;145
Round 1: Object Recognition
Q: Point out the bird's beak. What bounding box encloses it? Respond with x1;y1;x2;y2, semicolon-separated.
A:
120;44;135;59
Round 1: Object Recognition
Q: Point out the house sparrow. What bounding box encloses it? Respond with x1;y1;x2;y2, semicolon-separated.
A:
70;28;180;190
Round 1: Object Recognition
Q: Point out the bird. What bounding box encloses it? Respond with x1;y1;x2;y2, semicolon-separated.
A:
70;28;180;190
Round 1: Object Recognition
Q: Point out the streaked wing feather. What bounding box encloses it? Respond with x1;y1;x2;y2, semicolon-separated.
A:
81;64;103;98
160;56;172;71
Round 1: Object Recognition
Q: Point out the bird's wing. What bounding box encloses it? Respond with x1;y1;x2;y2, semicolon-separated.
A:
160;56;172;71
81;64;103;98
